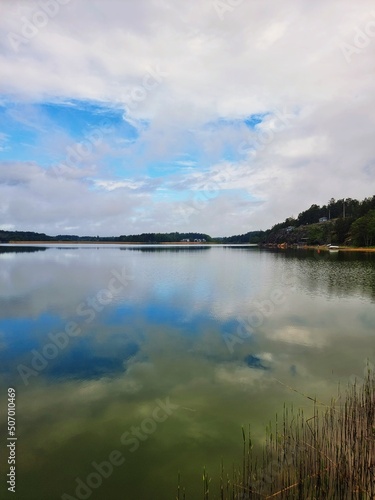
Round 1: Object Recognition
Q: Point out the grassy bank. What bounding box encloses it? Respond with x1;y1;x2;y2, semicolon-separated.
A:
183;371;375;499
262;244;375;253
6;240;210;245
299;245;375;253
335;246;375;253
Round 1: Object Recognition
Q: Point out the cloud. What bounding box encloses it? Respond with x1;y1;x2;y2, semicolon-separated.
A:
267;326;327;348
0;132;9;151
0;0;374;235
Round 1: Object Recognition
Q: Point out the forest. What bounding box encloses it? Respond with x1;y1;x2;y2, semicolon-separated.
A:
1;195;374;246
221;195;375;246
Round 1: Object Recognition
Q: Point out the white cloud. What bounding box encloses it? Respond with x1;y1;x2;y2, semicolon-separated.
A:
267;326;327;348
0;0;374;235
275;136;330;158
256;21;289;50
93;179;148;191
0;132;9;151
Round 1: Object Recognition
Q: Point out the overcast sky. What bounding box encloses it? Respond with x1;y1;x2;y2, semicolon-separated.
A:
0;0;374;237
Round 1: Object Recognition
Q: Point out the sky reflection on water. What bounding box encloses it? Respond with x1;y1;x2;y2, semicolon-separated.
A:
0;246;374;499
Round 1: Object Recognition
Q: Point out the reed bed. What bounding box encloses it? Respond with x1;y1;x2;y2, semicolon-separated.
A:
179;371;375;499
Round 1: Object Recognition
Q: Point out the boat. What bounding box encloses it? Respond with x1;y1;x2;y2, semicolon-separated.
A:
327;244;340;252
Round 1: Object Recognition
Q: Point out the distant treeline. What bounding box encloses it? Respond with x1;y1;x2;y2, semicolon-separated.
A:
0;230;212;244
219;231;264;244
1;195;374;246
0;230;53;243
221;195;375;246
118;232;212;243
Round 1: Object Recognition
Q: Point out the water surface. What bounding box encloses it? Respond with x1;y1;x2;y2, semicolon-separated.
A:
0;245;374;499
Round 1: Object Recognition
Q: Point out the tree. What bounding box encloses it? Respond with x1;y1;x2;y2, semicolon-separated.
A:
343;198;360;219
307;225;324;244
297;204;325;225
350;210;375;246
334;217;354;245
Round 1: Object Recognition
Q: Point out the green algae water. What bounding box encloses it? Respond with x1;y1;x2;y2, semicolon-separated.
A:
0;245;374;499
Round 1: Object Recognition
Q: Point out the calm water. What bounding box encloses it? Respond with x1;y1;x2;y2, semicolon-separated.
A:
0;245;375;499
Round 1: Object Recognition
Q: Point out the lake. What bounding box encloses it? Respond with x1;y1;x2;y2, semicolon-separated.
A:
0;245;375;499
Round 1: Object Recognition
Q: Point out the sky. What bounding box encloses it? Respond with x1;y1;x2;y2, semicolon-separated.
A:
0;0;374;237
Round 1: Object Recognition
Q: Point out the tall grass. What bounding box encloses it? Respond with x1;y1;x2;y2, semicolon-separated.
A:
180;371;375;499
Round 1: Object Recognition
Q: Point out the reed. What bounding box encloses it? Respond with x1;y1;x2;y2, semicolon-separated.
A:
185;371;375;499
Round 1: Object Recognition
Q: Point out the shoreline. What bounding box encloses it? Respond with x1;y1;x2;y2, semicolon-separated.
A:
331;246;375;252
4;242;375;252
262;244;375;253
199;372;375;498
5;240;211;245
312;245;375;253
